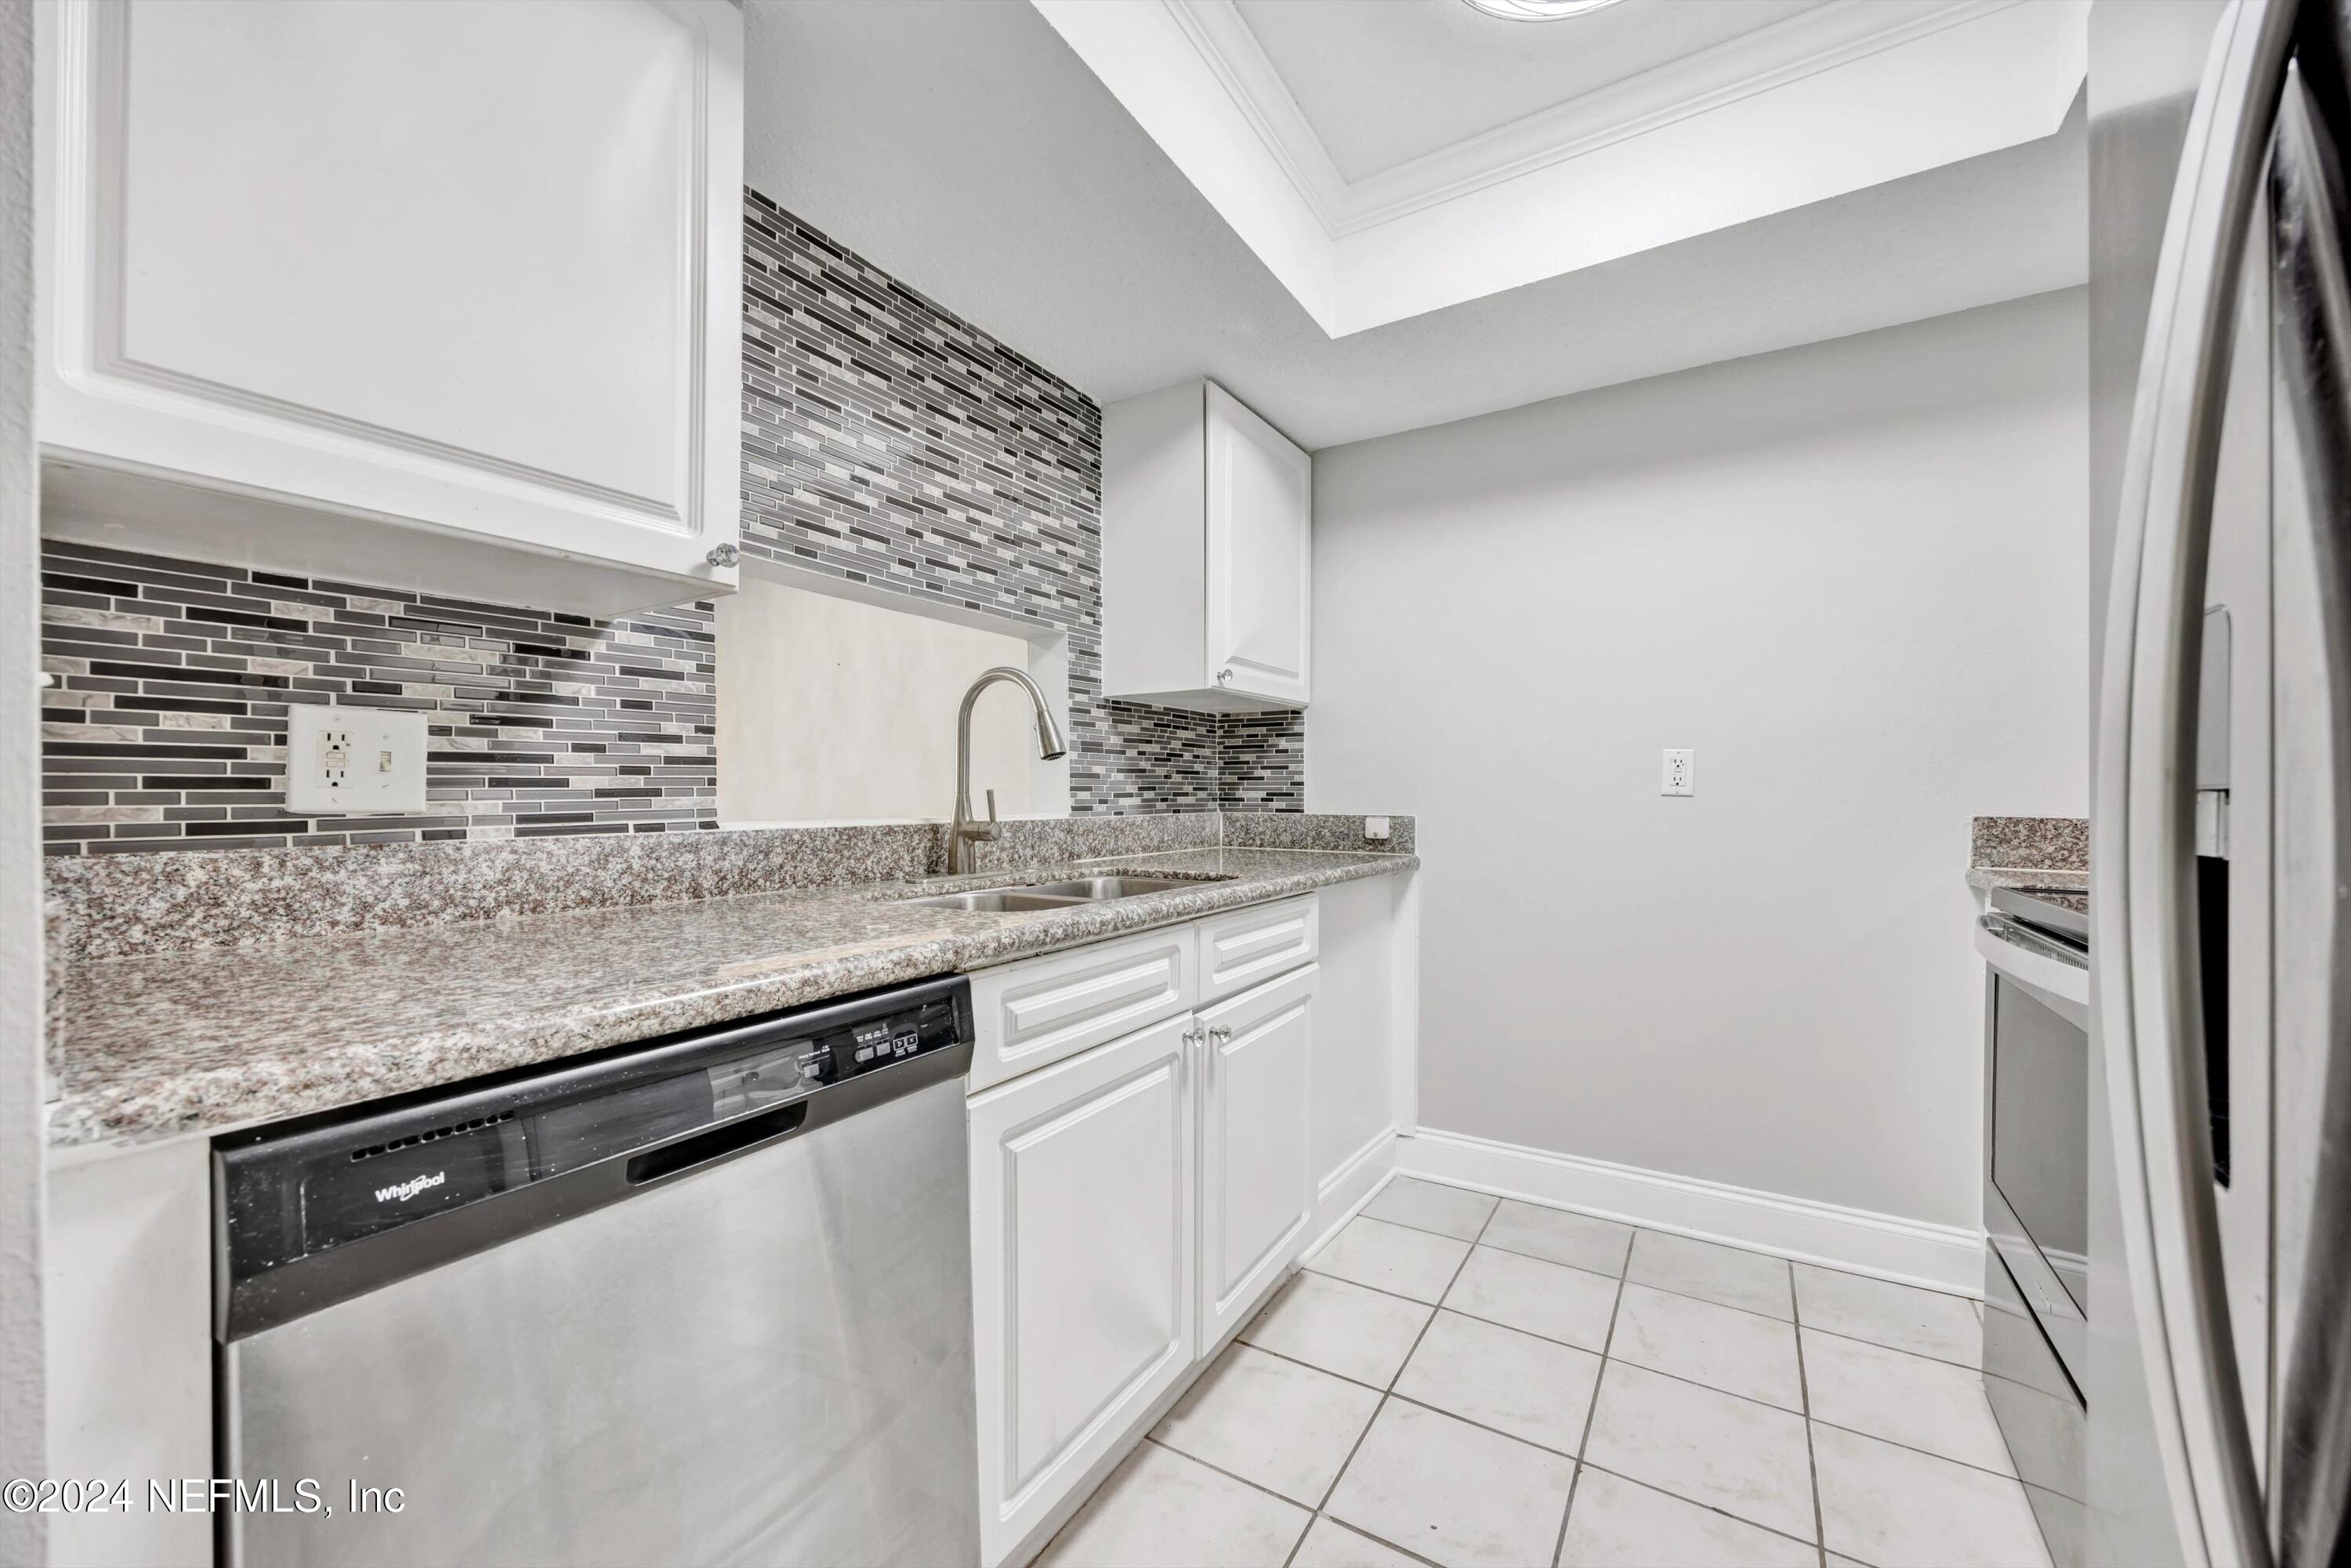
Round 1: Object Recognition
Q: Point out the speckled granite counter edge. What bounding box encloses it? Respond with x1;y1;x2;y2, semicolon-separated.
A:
47;811;1417;961
48;848;1418;1150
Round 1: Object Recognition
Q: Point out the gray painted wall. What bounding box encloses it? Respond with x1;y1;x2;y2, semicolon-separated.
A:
1;0;50;1558
1311;291;2089;1229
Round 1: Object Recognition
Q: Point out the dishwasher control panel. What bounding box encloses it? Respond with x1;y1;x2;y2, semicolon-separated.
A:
214;976;974;1340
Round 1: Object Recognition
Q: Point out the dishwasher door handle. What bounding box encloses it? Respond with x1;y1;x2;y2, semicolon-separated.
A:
627;1102;810;1186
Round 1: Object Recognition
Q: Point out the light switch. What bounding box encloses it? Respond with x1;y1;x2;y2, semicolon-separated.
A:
286;705;428;815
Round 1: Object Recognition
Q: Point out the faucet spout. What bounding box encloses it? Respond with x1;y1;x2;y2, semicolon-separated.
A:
950;667;1066;875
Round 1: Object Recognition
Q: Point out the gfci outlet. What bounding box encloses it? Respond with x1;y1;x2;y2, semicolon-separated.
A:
287;705;428;815
1661;748;1695;797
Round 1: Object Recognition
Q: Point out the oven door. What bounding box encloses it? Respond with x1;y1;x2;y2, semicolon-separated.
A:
1978;914;2091;1397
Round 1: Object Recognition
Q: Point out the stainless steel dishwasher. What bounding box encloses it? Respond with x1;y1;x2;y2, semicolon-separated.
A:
214;976;979;1568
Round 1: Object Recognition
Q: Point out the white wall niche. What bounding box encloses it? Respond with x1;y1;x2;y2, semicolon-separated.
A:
716;559;1071;827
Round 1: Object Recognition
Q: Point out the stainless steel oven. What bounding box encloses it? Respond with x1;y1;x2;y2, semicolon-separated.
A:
1978;884;2091;1566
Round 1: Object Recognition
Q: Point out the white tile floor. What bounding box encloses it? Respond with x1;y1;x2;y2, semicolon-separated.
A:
1037;1177;2052;1568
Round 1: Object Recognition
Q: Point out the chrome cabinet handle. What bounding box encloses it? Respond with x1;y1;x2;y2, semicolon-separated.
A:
2099;3;2292;1563
706;542;740;568
1215;668;1233;686
1208;1026;1230;1045
1180;1026;1202;1047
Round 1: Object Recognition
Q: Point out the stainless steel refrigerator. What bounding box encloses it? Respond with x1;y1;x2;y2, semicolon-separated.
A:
2092;0;2351;1563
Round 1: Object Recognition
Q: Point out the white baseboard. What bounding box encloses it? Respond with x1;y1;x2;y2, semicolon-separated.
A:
1305;1126;1396;1257
1395;1128;1984;1296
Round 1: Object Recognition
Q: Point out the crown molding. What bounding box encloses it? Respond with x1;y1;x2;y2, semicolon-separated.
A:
1161;0;1349;231
1168;0;2034;239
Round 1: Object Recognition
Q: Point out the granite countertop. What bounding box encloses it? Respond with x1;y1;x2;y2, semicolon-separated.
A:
49;846;1415;1150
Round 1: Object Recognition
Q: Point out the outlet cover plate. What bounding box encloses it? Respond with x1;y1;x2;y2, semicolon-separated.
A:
1661;748;1695;797
286;705;428;815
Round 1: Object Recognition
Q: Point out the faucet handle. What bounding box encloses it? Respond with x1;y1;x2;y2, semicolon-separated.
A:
986;789;997;826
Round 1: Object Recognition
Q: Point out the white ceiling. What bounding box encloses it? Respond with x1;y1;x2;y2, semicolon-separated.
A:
1231;0;1827;183
1034;0;2086;335
742;0;2085;452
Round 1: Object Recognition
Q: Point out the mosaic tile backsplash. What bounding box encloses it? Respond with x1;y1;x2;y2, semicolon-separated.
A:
38;189;1304;853
41;542;717;854
737;192;1304;814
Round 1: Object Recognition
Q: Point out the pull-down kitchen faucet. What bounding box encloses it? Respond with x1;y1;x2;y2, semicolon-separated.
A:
949;667;1067;875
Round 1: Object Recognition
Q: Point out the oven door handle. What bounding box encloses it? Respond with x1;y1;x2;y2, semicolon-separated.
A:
1976;916;2091;1023
2096;1;2293;1564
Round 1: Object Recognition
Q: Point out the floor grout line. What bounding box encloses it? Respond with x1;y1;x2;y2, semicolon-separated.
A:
1553;1244;1628;1568
1795;1273;1828;1565
1138;1433;1317;1520
1569;1458;1835;1556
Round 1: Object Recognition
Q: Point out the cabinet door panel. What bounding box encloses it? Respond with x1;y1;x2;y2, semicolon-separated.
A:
1197;965;1316;1347
1197;894;1318;1006
1204;384;1311;706
969;928;1194;1093
969;1015;1197;1566
36;0;741;603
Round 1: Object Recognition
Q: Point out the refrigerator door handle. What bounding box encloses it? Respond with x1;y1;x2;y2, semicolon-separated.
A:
2099;1;2296;1564
2266;63;2351;1568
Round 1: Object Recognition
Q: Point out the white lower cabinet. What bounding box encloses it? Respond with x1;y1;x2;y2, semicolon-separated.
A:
1197;964;1315;1349
969;912;1322;1566
969;1012;1199;1568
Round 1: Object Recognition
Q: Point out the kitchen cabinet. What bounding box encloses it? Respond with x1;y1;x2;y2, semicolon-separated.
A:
1196;964;1315;1347
969;1012;1199;1568
33;0;743;617
967;901;1328;1566
1102;380;1311;712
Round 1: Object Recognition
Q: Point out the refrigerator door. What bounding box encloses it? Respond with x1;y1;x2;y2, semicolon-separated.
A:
2265;46;2351;1568
2096;0;2297;1564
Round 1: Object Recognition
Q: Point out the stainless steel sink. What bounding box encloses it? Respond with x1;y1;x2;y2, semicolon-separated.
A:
1022;875;1219;900
897;873;1230;913
900;889;1092;913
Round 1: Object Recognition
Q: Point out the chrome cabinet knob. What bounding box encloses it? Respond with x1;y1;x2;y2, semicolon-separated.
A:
1215;667;1233;685
1208;1026;1231;1045
706;542;740;568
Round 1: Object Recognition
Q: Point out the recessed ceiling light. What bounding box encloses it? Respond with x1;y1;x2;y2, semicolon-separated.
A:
1461;0;1628;18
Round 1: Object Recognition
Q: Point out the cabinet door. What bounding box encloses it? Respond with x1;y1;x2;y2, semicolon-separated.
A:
969;1014;1197;1567
1196;965;1316;1349
34;0;741;611
1204;384;1312;707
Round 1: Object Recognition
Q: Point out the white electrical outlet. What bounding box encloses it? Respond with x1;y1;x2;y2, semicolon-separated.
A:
287;705;428;815
1364;815;1392;842
1661;748;1695;796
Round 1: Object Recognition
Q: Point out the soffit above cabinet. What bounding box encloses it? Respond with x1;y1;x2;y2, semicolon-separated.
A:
34;0;744;618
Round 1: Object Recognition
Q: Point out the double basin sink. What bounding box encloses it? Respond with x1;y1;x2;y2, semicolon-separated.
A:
899;875;1228;914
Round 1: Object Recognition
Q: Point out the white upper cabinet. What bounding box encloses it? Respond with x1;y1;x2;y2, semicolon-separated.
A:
34;0;744;617
1102;379;1310;712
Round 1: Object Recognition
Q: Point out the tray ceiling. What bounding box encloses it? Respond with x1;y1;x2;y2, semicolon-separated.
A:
1232;0;1827;183
1034;0;2088;335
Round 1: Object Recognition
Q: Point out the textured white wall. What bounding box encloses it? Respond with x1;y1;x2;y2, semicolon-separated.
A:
716;574;1052;824
0;2;48;1558
1310;290;2088;1228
